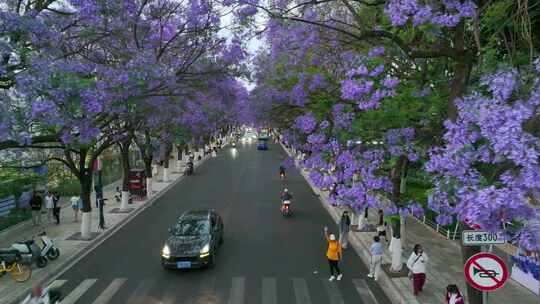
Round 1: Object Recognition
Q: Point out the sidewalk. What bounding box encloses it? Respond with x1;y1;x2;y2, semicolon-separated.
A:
0;150;216;304
281;144;539;304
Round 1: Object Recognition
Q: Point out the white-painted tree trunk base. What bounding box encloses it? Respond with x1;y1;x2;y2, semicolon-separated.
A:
177;161;182;172
358;215;366;230
81;212;92;239
389;237;403;272
212;151;217;157
157;165;163;181
121;191;129;210
163;168;169;182
146;178;152;197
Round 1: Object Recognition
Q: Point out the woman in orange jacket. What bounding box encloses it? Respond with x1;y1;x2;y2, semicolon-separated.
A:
324;226;343;281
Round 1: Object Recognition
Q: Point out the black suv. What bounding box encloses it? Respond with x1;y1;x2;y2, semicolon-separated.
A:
161;209;224;269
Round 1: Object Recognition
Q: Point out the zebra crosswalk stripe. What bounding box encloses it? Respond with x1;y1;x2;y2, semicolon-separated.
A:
91;278;127;304
321;279;345;304
262;277;277;304
292;278;312;304
227;277;245;304
62;278;98;304
48;280;67;290
353;279;379;304
126;277;155;304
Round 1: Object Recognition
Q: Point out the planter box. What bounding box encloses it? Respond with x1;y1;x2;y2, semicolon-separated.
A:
511;265;540;296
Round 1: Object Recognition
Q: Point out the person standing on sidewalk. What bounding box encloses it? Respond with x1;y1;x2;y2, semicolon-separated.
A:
29;192;43;226
44;192;54;224
444;284;464;304
52;192;60;225
339;211;351;249
367;236;383;281
407;244;429;296
376;209;388;243
70;196;80;222
324;226;343;281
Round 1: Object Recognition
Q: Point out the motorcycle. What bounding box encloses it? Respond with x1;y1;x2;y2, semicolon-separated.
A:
185;162;194;176
279;172;286;180
281;200;292;217
9;238;48;268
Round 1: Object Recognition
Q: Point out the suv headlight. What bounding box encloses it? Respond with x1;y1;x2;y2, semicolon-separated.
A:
200;244;210;257
162;245;170;259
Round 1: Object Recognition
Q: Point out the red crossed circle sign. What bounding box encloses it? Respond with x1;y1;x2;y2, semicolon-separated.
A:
464;252;509;291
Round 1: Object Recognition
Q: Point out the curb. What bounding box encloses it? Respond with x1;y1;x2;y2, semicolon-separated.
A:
279;143;417;304
9;154;213;304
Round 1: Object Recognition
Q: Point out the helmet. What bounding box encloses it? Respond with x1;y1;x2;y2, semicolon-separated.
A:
284;188;288;192
329;234;336;241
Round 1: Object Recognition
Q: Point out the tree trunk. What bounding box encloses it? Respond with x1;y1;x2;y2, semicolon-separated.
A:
79;170;93;239
119;140;131;210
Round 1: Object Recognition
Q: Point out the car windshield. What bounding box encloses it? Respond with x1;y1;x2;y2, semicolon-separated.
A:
172;218;210;236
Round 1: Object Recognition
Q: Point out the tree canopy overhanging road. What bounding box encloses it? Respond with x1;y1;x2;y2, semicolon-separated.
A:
1;1;539;304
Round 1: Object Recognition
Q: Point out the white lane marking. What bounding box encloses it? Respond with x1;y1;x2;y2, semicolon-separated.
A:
48;279;67;289
292;278;312;304
227;277;245;304
352;279;379;304
126;277;155;304
91;278;127;304
62;278;98;304
262;277;277;304
322;279;345;304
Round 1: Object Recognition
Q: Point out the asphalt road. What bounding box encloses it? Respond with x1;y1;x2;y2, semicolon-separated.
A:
53;140;392;304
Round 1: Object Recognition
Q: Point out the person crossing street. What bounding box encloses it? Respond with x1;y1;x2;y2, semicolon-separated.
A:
324;226;342;281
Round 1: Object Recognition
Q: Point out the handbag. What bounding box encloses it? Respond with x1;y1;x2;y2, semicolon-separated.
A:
408;254;422;279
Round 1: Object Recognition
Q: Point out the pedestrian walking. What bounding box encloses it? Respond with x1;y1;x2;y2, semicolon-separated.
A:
376;209;388;243
70;196;80;222
323;226;343;281
444;284;464;304
29;192;43;226
52;192;60;225
407;244;429;296
339;211;351;249
212;147;217;158
367;236;383;281
44;192;54;224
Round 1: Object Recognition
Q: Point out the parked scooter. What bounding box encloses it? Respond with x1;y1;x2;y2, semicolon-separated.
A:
10;238;48;268
37;231;60;260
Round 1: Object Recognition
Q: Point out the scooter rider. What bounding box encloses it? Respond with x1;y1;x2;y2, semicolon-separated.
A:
279;165;286;178
280;188;292;211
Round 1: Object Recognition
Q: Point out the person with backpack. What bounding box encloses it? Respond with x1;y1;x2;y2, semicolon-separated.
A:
324;226;343;281
407;244;429;295
52;192;60;225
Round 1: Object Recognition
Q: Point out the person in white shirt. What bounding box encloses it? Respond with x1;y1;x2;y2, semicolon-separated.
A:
44;193;54;224
407;244;428;295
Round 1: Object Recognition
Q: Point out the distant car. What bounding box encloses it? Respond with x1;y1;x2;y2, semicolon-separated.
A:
161;209;224;269
257;141;268;150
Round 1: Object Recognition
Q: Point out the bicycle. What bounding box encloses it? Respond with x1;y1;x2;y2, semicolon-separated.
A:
0;250;32;282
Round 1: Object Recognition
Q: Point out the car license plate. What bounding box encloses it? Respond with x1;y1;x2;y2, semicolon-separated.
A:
177;261;191;269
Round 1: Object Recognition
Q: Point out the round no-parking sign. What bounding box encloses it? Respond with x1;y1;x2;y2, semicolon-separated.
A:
464;252;509;291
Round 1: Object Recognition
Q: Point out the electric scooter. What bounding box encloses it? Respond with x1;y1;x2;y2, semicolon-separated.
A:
281;200;292;217
10;238;48;268
37;231;60;260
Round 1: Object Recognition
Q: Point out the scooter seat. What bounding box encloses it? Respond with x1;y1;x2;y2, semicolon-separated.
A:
0;249;21;263
15;240;33;246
